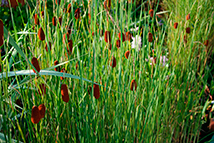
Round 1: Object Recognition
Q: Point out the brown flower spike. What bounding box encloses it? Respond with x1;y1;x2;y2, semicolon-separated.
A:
149;9;154;18
186;27;190;34
67;40;73;54
0;19;3;47
60;68;67;80
116;40;120;49
148;32;153;42
130;79;137;91
104;31;111;43
38;104;46;118
75;8;80;20
125;50;130;59
31;106;41;124
204;40;209;47
110;56;116;68
126;32;132;41
186;14;190;20
67;4;71;13
118;33;125;42
34;14;39;25
38;27;45;41
52;16;57;26
31;57;40;73
54;60;60;71
45;42;51;52
61;84;69;103
93;83;100;99
174;22;178;29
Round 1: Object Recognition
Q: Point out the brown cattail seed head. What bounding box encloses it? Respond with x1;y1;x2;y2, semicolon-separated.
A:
63;33;70;44
41;11;44;18
116;40;121;49
174;22;178;29
130;79;137;91
186;27;190;34
34;14;39;25
118;33;125;42
52;16;57;26
204;40;209;47
75;62;78;70
67;4;71;13
0;19;3;47
93;83;100;99
31;106;41;124
104;31;111;43
38;27;45;41
38;104;46;118
126;31;132;41
7;0;18;8
184;35;187;43
61;84;69;103
45;42;51;52
148;32;153;42
58;17;62;26
149;9;154;18
55;0;61;5
125;50;130;59
54;60;60;71
38;84;46;96
186;14;190;20
75;8;80;19
67;40;73;55
110;56;116;68
31;57;40;73
60;68;67;80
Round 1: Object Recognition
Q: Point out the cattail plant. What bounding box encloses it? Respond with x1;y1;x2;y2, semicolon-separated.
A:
93;83;100;99
186;27;190;34
118;33;125;42
186;14;190;20
104;31;111;43
54;60;60;72
67;4;71;13
55;0;61;5
38;104;46;118
0;19;3;47
52;16;57;26
110;56;116;68
204;40;209;47
63;33;70;44
61;84;69;103
58;17;62;26
149;9;154;18
45;42;51;52
41;11;44;18
60;68;67;80
174;22;178;29
148;32;153;42
116;40;120;49
34;14;39;25
130;79;137;91
126;31;132;41
125;50;130;59
67;40;73;55
31;106;41;124
75;8;80;19
38;27;45;41
31;57;40;73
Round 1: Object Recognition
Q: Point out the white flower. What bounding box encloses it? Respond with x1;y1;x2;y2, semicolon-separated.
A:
130;27;139;32
160;56;168;66
131;35;141;50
